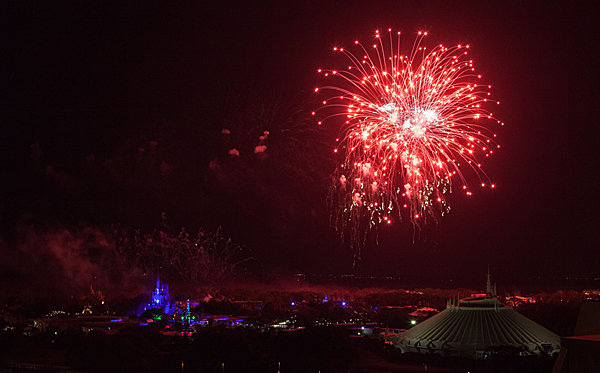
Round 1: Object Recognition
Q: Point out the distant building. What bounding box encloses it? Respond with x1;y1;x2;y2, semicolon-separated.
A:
409;307;439;318
582;289;599;301
392;271;560;359
505;295;536;306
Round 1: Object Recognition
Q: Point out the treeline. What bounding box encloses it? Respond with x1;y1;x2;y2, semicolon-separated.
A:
223;286;480;309
222;286;585;334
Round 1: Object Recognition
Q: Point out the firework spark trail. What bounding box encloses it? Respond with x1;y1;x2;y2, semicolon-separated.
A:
315;29;503;253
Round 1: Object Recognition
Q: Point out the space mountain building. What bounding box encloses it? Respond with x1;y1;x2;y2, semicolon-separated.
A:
391;272;561;359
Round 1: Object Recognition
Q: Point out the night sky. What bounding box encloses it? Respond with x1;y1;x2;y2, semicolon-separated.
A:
1;1;599;292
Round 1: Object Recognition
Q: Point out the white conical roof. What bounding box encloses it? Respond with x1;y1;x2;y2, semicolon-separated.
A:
392;283;560;358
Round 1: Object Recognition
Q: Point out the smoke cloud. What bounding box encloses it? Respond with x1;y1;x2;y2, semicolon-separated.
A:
254;145;267;154
0;223;144;304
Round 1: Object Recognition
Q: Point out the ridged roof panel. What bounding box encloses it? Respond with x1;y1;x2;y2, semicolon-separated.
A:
393;303;560;356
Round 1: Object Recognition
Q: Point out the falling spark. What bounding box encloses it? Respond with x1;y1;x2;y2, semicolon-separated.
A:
317;29;502;251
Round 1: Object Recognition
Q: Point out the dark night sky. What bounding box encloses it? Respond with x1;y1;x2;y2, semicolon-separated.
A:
1;1;599;289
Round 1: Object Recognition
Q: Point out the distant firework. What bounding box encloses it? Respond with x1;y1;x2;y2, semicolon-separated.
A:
315;29;503;251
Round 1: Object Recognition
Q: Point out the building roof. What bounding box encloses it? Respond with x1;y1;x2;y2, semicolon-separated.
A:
392;272;560;358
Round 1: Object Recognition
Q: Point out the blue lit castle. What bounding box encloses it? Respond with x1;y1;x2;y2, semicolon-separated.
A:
140;277;175;315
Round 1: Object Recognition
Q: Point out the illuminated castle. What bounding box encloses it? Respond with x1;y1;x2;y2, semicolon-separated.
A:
392;271;560;358
140;277;175;315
